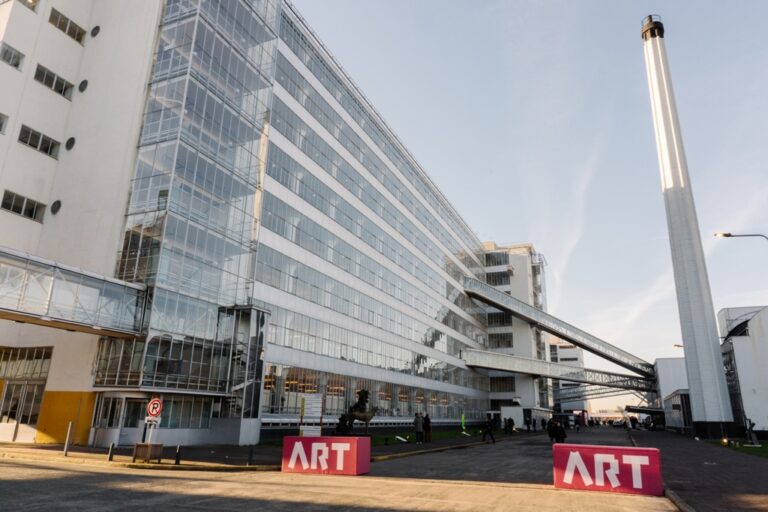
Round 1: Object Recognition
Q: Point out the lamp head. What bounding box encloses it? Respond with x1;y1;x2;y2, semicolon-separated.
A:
714;232;732;238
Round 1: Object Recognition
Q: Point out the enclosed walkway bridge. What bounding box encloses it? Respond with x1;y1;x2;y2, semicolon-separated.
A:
554;384;648;403
463;349;655;392
0;245;146;338
463;277;655;378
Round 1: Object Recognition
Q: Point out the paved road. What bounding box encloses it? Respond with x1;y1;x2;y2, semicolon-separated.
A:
633;429;768;512
0;429;676;512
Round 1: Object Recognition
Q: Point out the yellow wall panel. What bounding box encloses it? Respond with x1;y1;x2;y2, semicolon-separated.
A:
35;391;96;444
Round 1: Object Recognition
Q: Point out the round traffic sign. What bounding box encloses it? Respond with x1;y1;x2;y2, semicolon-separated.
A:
147;398;163;417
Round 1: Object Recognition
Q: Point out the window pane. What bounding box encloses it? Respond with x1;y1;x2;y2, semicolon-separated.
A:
1;191;13;210
10;194;24;214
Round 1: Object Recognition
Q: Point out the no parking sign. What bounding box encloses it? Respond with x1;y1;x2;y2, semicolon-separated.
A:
147;398;163;418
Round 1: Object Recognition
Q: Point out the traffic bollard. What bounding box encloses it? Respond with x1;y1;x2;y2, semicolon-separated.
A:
108;442;115;462
63;421;73;456
175;445;181;465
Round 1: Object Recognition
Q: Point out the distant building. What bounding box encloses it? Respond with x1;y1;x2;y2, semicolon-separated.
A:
719;307;768;438
481;242;551;416
549;340;588;413
654;358;690;432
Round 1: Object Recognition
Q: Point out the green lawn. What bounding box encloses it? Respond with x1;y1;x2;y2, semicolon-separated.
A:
712;439;768;459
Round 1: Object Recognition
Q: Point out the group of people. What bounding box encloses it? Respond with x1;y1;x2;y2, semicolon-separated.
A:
412;412;432;444
546;419;568;443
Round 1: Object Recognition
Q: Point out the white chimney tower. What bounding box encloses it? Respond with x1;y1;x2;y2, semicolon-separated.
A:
641;15;733;436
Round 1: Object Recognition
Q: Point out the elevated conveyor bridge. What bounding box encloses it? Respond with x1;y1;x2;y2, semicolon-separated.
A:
554;384;648;403
463;277;655;378
0;245;146;338
463;349;655;392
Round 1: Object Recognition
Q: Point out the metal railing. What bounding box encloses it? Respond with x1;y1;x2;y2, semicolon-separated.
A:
463;277;655;377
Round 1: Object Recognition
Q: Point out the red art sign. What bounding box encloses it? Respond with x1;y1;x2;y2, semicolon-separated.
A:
282;436;370;475
553;444;663;496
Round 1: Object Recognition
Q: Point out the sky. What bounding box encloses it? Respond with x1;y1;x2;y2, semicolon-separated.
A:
289;0;768;411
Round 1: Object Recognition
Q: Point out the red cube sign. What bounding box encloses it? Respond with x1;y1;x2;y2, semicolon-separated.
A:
553;444;663;496
282;436;370;475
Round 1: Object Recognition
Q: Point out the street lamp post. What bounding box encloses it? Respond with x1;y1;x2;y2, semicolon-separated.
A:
714;232;768;242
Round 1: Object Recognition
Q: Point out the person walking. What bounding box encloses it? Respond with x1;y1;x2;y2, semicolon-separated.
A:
555;421;567;443
547;419;557;443
482;415;496;443
423;413;432;443
540;418;547;431
413;412;424;444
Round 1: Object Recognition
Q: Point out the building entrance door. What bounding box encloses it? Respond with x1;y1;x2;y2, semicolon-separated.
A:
118;398;147;446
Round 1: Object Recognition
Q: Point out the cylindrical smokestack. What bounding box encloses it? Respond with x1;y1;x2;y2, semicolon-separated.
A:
641;15;734;436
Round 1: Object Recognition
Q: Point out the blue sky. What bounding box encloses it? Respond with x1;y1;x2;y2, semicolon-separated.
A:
290;1;768;408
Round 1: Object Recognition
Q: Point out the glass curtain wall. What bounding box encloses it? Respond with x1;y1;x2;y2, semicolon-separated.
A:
111;0;280;417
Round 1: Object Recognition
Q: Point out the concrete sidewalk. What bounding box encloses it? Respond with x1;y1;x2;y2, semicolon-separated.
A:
631;429;768;512
0;429;528;470
0;456;678;511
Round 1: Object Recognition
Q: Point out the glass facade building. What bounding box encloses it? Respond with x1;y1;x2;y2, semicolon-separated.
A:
2;0;544;446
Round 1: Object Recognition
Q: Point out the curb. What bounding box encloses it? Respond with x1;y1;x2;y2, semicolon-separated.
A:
0;451;280;472
627;431;696;512
121;463;280;472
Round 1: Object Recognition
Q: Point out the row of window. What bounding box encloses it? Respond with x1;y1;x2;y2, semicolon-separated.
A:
1;190;45;222
262;193;482;338
490;376;516;393
271;98;465;284
49;7;86;44
266;303;485;390
94;396;212;429
487;311;514;327
18;124;59;158
275;55;480;274
488;332;514;349
486;271;511;286
279;14;483;263
0;6;86;73
268;143;446;298
0;42;23;69
0;347;51;380
34;64;74;99
267;143;485;330
256;245;482;351
262;364;488;419
485;252;510;267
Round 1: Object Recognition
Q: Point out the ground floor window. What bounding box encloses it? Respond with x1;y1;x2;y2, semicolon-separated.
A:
0;382;44;425
261;364;486;420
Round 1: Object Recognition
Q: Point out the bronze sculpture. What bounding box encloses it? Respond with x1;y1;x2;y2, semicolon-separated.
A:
336;389;378;434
